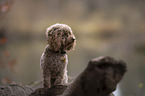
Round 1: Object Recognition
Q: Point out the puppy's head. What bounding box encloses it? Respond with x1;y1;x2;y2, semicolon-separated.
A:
46;23;76;52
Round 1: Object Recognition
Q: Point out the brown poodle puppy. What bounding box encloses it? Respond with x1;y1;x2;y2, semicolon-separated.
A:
40;23;76;88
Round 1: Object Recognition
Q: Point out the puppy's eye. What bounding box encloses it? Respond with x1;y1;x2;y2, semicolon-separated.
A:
62;33;68;37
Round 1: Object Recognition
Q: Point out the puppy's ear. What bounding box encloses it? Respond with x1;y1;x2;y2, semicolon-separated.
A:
48;32;62;51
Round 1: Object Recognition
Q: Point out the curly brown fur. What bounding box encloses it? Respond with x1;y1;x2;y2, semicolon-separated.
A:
46;23;76;52
40;23;76;88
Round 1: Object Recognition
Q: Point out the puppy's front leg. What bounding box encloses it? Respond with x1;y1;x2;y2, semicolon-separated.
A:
43;70;51;88
54;73;64;85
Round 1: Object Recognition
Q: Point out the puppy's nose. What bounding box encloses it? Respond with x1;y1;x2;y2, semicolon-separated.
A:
72;37;75;41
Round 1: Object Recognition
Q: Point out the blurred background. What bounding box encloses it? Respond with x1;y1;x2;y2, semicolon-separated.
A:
0;0;145;96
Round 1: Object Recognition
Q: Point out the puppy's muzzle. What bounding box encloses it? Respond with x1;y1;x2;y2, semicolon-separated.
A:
72;37;76;41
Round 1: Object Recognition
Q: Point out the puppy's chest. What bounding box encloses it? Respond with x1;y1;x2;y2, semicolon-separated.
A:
45;51;68;70
52;53;67;67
